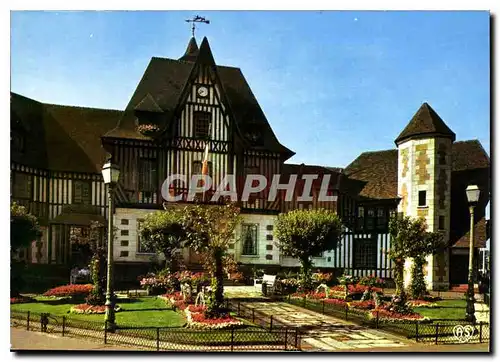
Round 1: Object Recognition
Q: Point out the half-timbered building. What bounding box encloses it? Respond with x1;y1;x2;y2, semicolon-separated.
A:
11;36;490;290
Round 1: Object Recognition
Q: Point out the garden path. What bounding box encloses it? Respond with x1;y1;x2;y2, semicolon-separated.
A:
474;302;489;323
240;301;411;351
10;327;136;351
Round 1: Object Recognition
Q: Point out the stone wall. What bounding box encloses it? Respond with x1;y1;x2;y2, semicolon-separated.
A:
398;137;452;290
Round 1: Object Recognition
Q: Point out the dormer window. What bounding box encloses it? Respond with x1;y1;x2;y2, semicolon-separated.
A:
194;111;211;139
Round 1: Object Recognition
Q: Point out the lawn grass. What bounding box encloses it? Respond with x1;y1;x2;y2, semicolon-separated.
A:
10;295;294;348
414;299;467;320
11;296;185;327
290;297;469;323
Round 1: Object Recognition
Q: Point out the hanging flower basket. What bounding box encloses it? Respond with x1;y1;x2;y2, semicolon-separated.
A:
137;124;161;137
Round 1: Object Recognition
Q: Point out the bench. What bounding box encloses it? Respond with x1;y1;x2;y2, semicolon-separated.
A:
70;268;91;284
254;274;277;295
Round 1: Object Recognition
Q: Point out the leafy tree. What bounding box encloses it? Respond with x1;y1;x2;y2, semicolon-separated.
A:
388;215;409;301
139;209;186;272
10;202;42;297
69;221;107;305
181;203;241;316
388;215;445;302
405;219;445;299
274;209;342;292
11;202;42;253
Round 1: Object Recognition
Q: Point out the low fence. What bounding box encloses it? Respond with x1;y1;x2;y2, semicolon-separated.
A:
226;299;295;331
282;296;489;344
10;310;300;351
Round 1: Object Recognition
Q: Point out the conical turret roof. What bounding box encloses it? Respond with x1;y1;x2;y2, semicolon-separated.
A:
395;102;456;145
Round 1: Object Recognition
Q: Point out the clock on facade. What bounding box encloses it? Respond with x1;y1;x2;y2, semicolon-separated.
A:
197;86;209;98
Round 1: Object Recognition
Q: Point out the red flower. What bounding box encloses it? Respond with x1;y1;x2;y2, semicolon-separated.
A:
350;300;375;310
43;284;93;297
164;291;183;301
324;298;347;306
187;305;207;313
10;296;35;304
191;313;237;324
73;304;106;313
373;308;424;320
174;300;187;310
307;292;327;300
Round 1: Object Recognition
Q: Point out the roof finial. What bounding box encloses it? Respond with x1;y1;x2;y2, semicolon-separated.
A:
185;15;210;39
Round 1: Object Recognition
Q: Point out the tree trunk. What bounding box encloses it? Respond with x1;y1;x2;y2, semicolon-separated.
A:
209;249;224;316
394;259;405;297
299;257;313;292
410;256;427;299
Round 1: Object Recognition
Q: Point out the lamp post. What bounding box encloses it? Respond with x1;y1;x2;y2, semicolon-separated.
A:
102;160;120;331
465;184;480;323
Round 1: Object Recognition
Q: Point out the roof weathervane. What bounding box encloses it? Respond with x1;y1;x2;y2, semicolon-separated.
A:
185;15;210;38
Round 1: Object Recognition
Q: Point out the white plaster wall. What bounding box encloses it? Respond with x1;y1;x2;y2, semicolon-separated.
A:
113;208;163;263
236;213;279;265
235;213;339;269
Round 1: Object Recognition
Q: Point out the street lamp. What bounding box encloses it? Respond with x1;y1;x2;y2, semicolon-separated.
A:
465;184;480;323
102;160;120;331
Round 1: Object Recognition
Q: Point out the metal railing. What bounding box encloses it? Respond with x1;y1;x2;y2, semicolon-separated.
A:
282;295;489;344
11;310;300;351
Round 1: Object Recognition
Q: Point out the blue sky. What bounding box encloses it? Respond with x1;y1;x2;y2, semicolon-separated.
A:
11;11;490;168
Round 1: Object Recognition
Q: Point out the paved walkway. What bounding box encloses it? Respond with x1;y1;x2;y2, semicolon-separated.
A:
241;301;410;351
10;328;135;351
474;302;489;323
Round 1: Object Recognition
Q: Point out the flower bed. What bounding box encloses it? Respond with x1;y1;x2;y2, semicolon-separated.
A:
43;284;93;298
162;291;243;329
370;308;428;322
173;300;187;310
10;295;36;304
406;299;439;308
349;300;376;310
184;308;244;330
306;291;327;300
330;284;379;294
323;298;347;307
187;304;207;313
70;303;122;314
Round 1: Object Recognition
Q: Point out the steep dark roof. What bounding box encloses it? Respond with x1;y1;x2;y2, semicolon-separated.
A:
451;139;490;171
395;102;456;145
11;92;122;173
179;37;199;62
105;37;294;157
452;217;488;248
344;140;490;200
134;93;163;112
344;149;399;200
11;93;48;169
281;163;343;197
